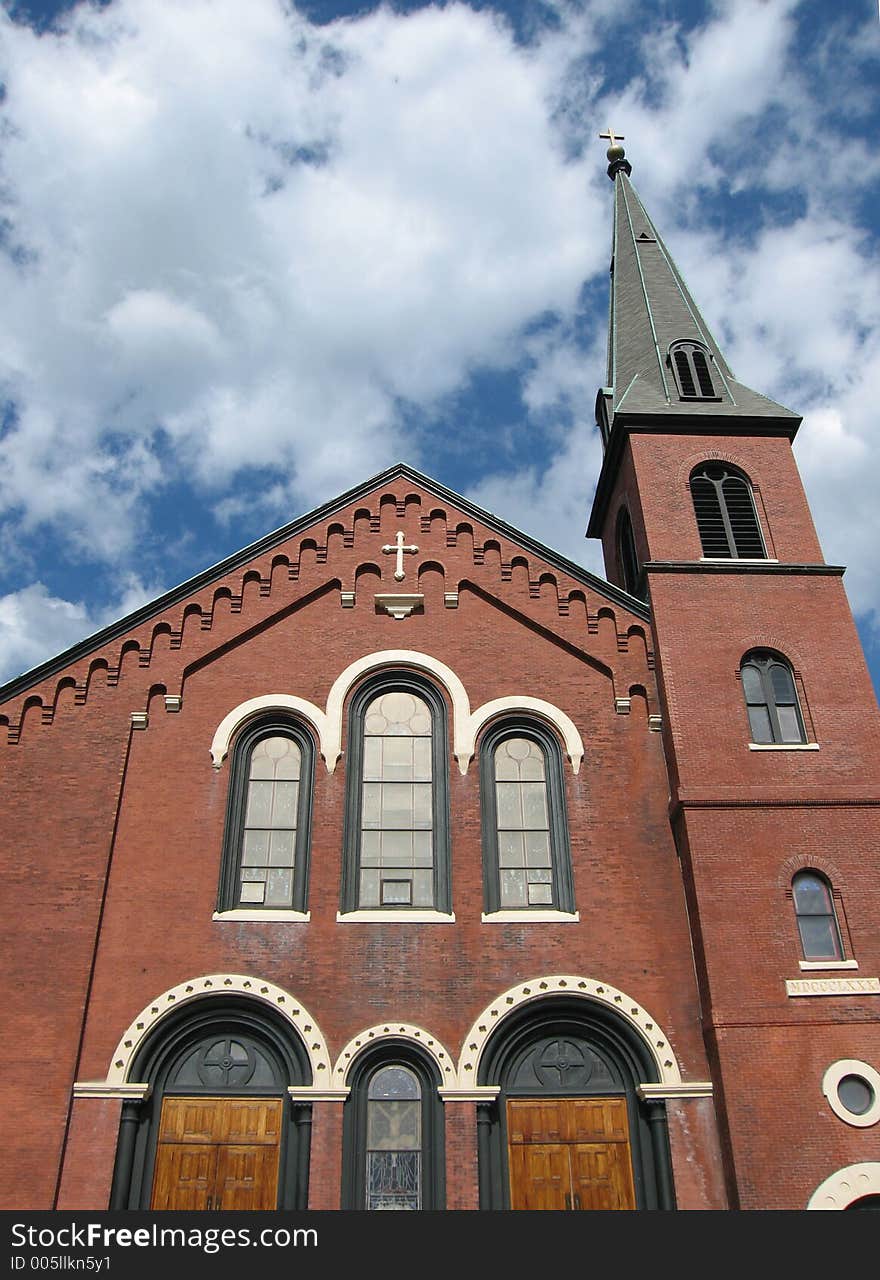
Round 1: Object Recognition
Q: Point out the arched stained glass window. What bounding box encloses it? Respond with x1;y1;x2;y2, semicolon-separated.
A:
218;720;313;913
341;1046;445;1210
792;870;844;961
690;463;766;559
366;1065;422;1210
741;651;807;744
343;674;450;914
481;722;574;915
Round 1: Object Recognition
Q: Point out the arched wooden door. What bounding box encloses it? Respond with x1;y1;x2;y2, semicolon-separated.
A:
113;1007;311;1211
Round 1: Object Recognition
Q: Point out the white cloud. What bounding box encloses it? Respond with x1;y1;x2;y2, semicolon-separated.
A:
0;573;161;684
0;0;877;685
0;0;604;546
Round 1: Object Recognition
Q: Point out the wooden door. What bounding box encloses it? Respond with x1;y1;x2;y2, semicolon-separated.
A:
508;1097;636;1211
151;1096;282;1211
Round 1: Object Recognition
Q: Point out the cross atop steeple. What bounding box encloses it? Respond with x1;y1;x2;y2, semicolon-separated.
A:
598;127;624;149
599;126;631;180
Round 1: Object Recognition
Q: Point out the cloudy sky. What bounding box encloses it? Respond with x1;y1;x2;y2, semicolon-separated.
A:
1;0;878;697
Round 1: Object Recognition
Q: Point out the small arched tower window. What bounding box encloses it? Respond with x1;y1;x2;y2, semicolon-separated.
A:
669;341;720;400
792;870;844;961
740;650;807;744
616;507;645;601
690;463;766;559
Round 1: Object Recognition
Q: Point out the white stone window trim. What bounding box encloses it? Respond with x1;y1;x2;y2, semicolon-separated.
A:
332;1022;456;1089
807;1163;880;1210
799;959;858;971
209;650;584;776
481;909;580;924
212;909;310;923
748;742;819;751
211;695;328;769
336;909;455;924
456;974;684;1088
700;557;779;564
101;974;331;1087
822;1060;880;1128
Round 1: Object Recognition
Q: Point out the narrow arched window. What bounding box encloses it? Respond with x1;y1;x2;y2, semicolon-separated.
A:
741;650;807;744
342;674;450;915
616;507;645;601
669;341;719;400
218;719;314;914
691;463;766;559
792;871;844;961
341;1048;445;1210
366;1065;422;1209
481;721;574;915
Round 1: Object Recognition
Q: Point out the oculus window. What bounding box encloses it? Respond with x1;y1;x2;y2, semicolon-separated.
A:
218;719;314;912
481;721;574;914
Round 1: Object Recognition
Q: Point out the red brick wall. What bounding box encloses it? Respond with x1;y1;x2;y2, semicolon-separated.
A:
0;480;727;1209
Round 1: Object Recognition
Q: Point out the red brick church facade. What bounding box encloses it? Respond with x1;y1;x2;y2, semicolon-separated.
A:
2;148;878;1212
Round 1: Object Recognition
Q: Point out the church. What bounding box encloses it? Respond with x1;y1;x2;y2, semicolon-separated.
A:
1;140;878;1213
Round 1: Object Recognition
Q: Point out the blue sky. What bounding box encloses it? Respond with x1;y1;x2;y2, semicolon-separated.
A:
1;0;878;699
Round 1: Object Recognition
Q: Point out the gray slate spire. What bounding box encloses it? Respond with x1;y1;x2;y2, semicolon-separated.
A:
603;149;800;428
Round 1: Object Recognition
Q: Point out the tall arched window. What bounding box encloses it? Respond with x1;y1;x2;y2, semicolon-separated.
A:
342;673;451;915
480;720;574;916
792;871;844;961
218;718;314;914
740;650;807;744
342;1046;445;1209
690;463;766;559
669;341;719;400
616;507;645;601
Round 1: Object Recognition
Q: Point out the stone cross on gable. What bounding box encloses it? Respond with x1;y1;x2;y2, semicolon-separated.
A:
382;529;419;581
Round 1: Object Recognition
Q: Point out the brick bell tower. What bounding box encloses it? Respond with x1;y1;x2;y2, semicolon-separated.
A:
588;135;880;1210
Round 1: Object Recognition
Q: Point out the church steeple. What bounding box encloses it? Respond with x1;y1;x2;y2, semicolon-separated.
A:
595;138;800;447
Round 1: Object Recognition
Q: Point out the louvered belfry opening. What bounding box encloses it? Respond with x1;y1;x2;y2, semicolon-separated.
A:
673;349;697;397
670;341;719;400
690;464;766;559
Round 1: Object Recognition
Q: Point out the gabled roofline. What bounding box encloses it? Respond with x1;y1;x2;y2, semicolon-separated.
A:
1;461;649;704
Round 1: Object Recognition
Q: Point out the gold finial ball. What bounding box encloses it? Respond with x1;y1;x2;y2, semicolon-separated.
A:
607;144;625;163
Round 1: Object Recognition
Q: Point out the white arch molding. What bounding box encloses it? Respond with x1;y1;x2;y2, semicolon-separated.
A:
332;1023;457;1088
100;974;331;1088
807;1163;880;1209
456;975;685;1089
209;649;585;775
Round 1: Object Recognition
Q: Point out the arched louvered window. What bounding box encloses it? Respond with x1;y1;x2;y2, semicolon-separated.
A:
669;341;719;400
616;507;645;601
218;718;314;914
792;870;844;961
740;650;807;744
342;672;451;915
690;463;766;559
